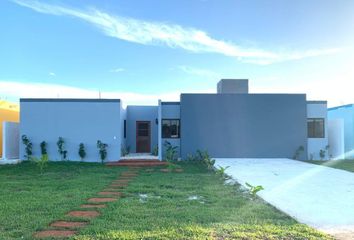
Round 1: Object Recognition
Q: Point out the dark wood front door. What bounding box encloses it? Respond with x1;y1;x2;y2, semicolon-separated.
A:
136;121;151;153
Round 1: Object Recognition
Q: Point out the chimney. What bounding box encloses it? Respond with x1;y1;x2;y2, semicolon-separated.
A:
217;79;249;94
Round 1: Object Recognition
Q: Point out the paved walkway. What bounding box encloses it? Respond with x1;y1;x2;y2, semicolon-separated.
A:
215;158;354;238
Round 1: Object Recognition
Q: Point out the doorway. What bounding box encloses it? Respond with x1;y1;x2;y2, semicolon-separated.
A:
136;121;151;153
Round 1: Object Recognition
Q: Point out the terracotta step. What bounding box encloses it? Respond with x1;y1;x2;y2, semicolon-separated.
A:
50;221;87;228
88;197;117;203
67;210;100;218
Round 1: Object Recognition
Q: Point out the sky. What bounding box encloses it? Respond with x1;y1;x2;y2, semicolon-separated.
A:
0;0;353;106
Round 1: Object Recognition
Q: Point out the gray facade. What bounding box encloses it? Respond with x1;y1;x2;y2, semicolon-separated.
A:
20;99;122;162
126;106;158;153
217;79;249;94
180;94;308;159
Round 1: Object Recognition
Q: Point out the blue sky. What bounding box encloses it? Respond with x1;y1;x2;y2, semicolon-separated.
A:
0;0;353;106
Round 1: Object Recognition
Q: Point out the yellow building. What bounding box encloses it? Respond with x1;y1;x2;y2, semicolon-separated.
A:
0;100;19;158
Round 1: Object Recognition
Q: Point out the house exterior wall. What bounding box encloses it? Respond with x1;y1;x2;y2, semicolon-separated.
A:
20;99;121;162
328;119;345;159
180;94;308;159
0;104;19;158
126;106;158;153
306;101;329;160
328;104;354;159
161;102;181;159
2;122;19;160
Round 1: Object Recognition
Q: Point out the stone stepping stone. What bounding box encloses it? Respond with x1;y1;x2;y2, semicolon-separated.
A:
34;230;76;238
98;191;123;196
50;221;87;228
67;210;100;218
110;183;128;187
80;204;106;209
88;197;117;203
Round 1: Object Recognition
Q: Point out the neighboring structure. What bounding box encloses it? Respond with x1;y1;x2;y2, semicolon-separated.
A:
0;100;19;160
328;104;354;159
20;79;329;162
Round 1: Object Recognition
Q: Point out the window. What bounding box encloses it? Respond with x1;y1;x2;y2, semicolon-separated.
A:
307;118;325;138
162;119;180;138
124;120;126;138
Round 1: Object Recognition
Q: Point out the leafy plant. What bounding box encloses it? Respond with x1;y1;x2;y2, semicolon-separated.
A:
121;145;130;156
21;135;33;160
319;145;330;160
78;143;86;161
57;137;67;160
152;145;158;156
196;150;215;170
216;165;230;179
40;141;47;156
31;154;49;174
164;141;178;162
293;146;304;160
245;182;264;197
185;153;197;162
97;140;108;164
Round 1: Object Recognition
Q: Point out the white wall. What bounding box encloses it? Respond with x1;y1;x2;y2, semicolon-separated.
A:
2;122;19;160
307;102;329;160
328;119;345;159
158;100;162;160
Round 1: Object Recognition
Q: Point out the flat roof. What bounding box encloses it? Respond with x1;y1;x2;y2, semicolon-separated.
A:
328;104;354;111
161;101;180;105
20;98;120;103
307;101;327;104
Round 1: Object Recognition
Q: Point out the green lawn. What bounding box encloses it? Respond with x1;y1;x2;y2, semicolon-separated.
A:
304;160;354;173
0;161;331;240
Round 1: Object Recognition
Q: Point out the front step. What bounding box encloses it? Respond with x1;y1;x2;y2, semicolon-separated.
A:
106;159;168;167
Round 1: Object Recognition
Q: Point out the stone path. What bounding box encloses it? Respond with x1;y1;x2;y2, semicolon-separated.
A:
33;167;141;238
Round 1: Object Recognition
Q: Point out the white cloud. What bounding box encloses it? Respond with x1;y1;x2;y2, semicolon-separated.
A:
109;68;125;73
49;72;56;76
12;0;342;64
0;81;214;106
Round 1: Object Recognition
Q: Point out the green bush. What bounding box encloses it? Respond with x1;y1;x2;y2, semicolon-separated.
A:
40;141;47;155
164;141;178;162
121;145;130;156
97;140;108;164
78;143;86;161
21;135;33;160
293;145;304;160
56;137;67;160
30;154;49;174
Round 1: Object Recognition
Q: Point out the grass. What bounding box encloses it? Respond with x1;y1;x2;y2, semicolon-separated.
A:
0;161;331;240
303;160;354;173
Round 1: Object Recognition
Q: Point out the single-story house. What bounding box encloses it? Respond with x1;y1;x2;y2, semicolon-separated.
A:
328;104;354;159
19;79;329;162
0;100;19;160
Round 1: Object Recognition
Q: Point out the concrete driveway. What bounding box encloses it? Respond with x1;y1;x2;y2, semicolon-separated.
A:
215;158;354;238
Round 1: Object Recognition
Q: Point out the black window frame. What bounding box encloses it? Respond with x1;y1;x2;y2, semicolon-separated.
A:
162;119;180;139
124;120;127;138
307;118;325;138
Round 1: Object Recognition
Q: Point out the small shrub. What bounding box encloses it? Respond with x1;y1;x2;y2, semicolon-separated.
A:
185;153;197;162
121;145;130;156
197;150;215;170
152;145;158;156
319;149;326;160
164;141;178;162
167;163;180;171
40;141;47;155
293;146;304;160
216;165;230;179
57;137;67;160
245;182;264;198
78;143;86;161
97;140;108;164
31;154;49;174
21;135;33;160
